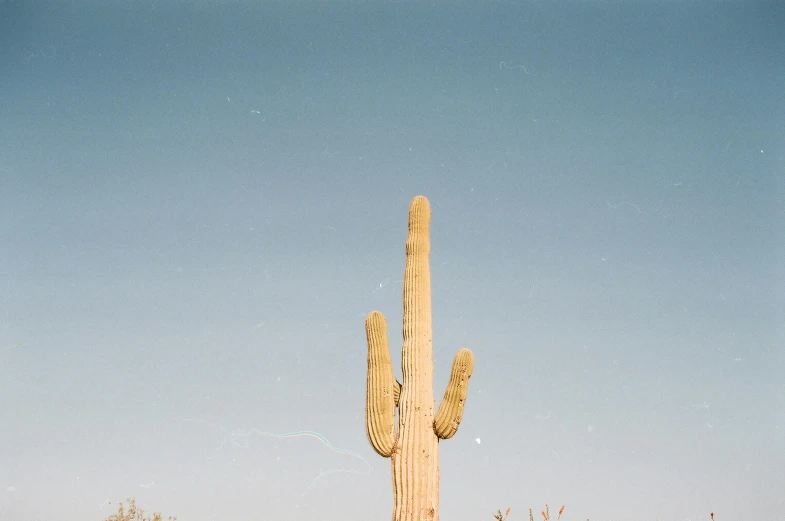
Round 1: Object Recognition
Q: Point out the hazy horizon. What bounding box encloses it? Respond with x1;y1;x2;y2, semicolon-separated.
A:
1;1;783;520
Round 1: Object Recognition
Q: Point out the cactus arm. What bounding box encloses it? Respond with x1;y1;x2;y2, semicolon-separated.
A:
433;347;475;439
365;310;397;457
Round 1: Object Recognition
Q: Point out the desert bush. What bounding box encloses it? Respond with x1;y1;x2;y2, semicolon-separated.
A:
101;497;176;521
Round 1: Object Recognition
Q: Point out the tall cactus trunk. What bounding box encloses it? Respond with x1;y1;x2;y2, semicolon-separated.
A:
394;195;439;521
365;196;475;521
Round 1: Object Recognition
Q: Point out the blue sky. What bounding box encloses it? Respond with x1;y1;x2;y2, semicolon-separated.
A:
1;2;783;520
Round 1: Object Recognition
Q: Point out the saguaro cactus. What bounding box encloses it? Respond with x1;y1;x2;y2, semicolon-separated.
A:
365;195;475;521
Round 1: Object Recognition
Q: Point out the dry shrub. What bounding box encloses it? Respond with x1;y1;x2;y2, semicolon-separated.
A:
101;497;176;521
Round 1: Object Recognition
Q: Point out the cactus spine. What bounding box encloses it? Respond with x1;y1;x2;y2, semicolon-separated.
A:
365;195;475;521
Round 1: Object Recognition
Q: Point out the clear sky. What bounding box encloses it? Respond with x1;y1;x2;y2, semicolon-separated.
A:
1;2;783;521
